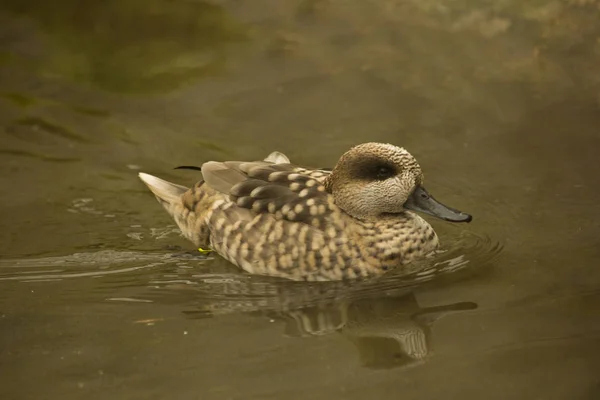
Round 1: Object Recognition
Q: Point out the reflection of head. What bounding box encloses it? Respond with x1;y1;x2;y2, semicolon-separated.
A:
274;293;477;370
341;300;431;370
275;293;431;369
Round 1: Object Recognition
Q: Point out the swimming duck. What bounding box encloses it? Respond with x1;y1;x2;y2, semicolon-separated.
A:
139;142;471;281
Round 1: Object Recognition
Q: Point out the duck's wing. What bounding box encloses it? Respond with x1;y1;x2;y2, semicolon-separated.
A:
201;160;357;280
201;160;336;230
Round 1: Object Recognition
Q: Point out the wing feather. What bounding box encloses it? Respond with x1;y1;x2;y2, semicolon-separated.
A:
201;160;333;228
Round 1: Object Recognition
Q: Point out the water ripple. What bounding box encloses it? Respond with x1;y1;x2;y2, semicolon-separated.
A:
0;229;501;312
146;230;502;314
0;250;200;282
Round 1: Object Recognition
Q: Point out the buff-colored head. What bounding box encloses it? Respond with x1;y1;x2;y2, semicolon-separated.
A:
324;143;424;219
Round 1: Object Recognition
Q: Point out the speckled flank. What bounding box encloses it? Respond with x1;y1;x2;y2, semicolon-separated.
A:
139;142;453;281
200;165;359;281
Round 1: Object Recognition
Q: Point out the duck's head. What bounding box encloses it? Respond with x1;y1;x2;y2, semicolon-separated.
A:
323;142;472;222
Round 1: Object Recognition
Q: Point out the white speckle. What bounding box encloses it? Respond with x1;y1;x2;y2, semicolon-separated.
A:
289;182;301;191
252;201;262;212
184;331;188;335
306;180;316;187
294;204;304;213
288;173;300;181
240;243;249;258
214;218;226;231
127;164;141;170
212;199;226;209
222;225;234;241
326;226;337;238
306;198;316;206
288;224;299;236
299;189;309;197
250;187;265;197
268;171;289;181
268;202;276;213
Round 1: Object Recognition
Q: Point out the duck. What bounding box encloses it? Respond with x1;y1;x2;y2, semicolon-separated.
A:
138;142;472;281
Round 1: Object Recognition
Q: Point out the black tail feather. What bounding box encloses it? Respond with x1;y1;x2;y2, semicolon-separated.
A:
175;165;203;171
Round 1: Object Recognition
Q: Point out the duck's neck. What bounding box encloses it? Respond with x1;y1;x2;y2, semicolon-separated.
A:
353;212;439;268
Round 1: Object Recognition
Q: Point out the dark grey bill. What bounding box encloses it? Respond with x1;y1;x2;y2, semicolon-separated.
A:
404;185;472;223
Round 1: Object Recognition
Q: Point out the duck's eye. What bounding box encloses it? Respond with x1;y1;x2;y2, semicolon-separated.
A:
375;166;395;179
354;159;398;181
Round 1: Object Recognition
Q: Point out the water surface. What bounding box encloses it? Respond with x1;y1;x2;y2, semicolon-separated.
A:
1;1;599;399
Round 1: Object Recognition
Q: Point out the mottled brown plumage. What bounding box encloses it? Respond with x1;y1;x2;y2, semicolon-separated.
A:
139;142;472;281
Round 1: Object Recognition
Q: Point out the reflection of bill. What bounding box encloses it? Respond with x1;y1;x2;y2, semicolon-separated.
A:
278;292;476;370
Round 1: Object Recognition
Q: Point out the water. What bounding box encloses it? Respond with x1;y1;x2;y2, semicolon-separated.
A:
1;1;599;399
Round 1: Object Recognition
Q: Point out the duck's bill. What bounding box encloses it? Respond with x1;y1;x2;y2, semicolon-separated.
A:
404;186;472;223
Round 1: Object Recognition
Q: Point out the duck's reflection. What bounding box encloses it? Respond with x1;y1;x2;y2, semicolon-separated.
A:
181;274;476;369
274;291;476;369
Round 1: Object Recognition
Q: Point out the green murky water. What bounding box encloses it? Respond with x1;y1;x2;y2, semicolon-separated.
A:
1;1;599;399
